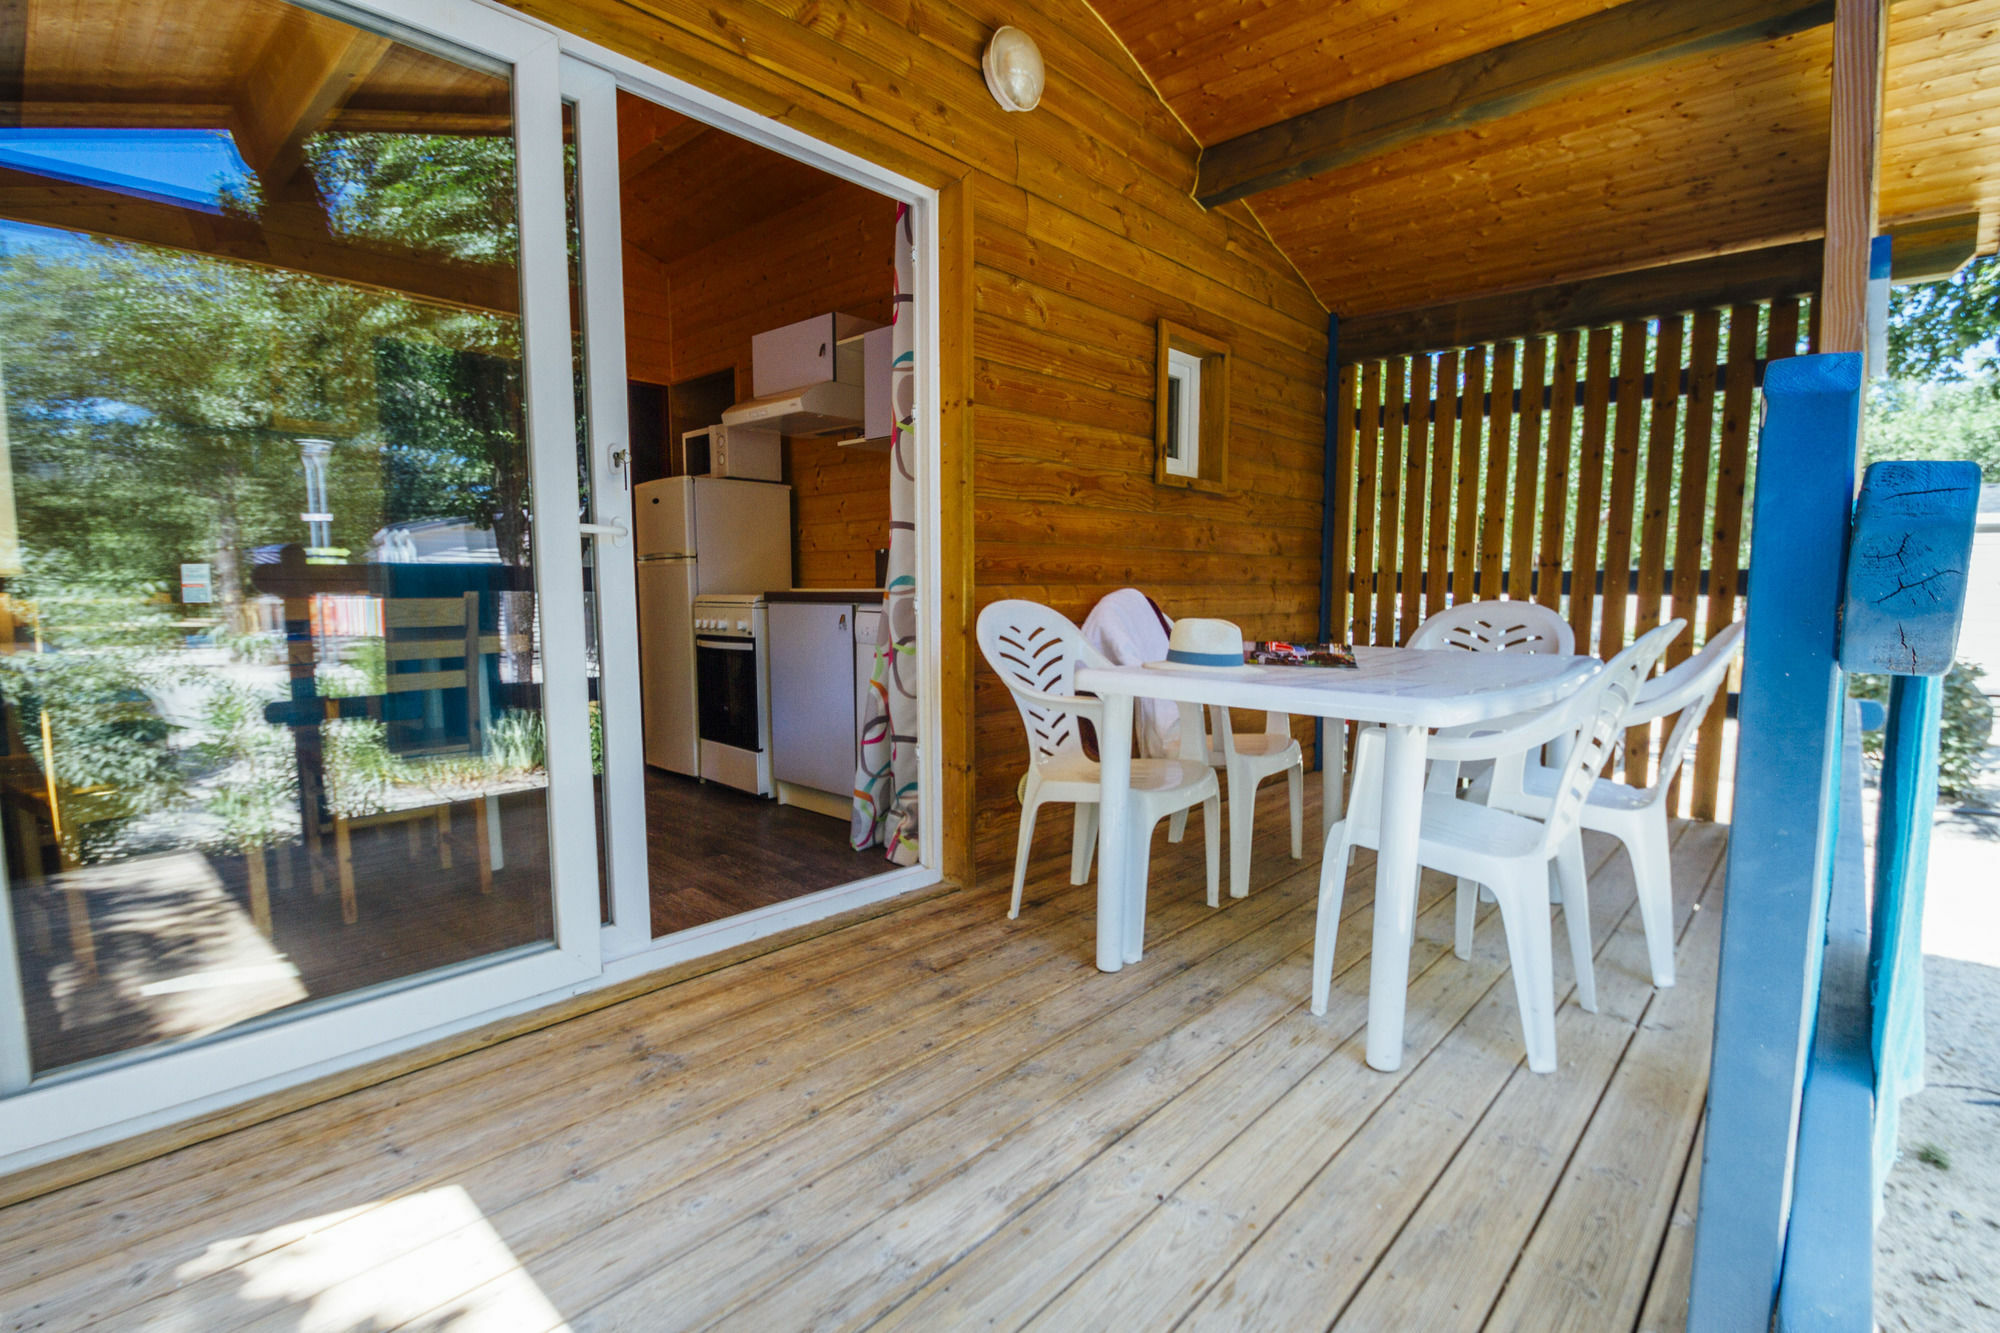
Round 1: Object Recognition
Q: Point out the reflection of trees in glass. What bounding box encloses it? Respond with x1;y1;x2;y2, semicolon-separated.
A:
375;338;530;564
308;133;521;269
0;557;187;861
0;127;537;864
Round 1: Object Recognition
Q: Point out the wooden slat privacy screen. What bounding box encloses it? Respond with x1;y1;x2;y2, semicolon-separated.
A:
1331;296;1814;820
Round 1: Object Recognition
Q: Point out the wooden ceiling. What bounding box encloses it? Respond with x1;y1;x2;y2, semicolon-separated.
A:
615;92;850;263
1089;0;2000;319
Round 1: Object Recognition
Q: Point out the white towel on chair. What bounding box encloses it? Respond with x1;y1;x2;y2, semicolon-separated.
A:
1082;588;1180;758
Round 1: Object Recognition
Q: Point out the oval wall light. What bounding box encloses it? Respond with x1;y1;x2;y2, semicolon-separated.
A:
983;26;1045;113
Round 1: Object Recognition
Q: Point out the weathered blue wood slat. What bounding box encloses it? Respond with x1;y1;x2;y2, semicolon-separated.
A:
1871;672;1945;1190
1776;700;1876;1329
1839;460;1981;675
1688;352;1863;1328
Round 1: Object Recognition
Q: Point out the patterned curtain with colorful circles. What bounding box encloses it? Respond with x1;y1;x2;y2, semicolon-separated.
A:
850;204;920;864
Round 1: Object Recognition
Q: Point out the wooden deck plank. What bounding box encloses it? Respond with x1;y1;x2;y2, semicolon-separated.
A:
1328;825;1727;1331
0;781;1726;1333
309;801;1338;1333
1167;826;1675;1333
865;862;1555;1333
35;804;1305;1333
1484;842;1726;1331
1635;1115;1706;1333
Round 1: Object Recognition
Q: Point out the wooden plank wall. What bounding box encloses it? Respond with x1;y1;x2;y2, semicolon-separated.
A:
515;0;1332;877
620;172;898;588
1330;297;1812;819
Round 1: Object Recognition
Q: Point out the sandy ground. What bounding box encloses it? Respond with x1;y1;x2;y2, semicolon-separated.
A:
1875;739;2000;1329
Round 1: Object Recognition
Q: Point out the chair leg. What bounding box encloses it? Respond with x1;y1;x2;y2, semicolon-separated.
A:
1311;820;1355;1015
246;844;272;936
1287;762;1304;860
1628;809;1677;987
1228;765;1256;900
1009;798;1042;919
335;817;357;925
1167;808;1188;843
1203;793;1221;908
1555;835;1596;1014
1493;866;1558;1074
1454;878;1479;961
474;797;495;895
1070;802;1098;886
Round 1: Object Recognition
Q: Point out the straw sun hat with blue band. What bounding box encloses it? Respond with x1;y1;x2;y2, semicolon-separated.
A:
1145;617;1255;672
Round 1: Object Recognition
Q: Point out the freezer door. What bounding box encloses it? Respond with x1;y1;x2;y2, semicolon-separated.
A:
633;476;694;558
637;556;698;775
769;601;858;795
691;477;795;594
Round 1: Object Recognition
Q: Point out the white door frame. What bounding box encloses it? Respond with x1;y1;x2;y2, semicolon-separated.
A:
551;29;947;972
0;0;947;1175
0;0;603;1171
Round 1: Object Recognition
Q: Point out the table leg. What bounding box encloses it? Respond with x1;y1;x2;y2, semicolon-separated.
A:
1094;692;1135;973
1367;721;1427;1072
1320;718;1346;844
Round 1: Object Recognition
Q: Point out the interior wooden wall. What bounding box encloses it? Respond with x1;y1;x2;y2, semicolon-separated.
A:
518;0;1333;878
620;169;897;588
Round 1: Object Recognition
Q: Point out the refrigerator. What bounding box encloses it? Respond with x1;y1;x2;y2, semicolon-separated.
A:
635;476;793;776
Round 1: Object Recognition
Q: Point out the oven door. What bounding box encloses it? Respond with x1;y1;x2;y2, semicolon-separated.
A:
695;634;762;751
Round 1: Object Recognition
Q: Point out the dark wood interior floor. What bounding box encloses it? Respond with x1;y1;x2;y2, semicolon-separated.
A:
645;768;889;936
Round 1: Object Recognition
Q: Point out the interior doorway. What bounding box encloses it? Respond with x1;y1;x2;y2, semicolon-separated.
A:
574;81;924;946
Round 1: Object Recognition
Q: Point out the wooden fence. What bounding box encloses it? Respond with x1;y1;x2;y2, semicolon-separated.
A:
1331;295;1820;819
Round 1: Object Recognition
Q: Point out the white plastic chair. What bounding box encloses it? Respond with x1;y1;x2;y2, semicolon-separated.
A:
1207;707;1304;901
977;600;1220;919
1079;587;1302;901
1480;620;1745;987
1340;598;1578;830
1312;622;1679;1073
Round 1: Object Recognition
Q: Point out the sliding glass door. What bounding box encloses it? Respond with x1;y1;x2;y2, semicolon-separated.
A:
0;0;600;1134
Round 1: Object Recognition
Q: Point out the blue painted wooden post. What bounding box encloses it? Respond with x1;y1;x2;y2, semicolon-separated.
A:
1872;674;1941;1182
1776;702;1874;1330
1839;458;1981;1197
1688;353;1861;1328
1315;312;1339;773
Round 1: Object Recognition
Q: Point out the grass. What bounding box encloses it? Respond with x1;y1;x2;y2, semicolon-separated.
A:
1917;1142;1953;1171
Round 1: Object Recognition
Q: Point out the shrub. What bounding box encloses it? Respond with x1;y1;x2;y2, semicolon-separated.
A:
1849;661;1996;798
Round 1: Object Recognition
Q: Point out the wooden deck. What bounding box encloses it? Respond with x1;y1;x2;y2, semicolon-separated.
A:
0;774;1724;1332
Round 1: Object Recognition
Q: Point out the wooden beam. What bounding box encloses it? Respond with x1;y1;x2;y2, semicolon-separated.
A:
1819;0;1888;356
1339;243;1824;361
233;13;392;187
1886;212;1981;283
1194;0;1834;209
0;165;518;316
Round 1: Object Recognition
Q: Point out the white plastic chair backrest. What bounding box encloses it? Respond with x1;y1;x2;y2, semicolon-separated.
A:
1645;620;1747;798
1537;621;1682;854
1408;600;1576;655
977;600;1104;771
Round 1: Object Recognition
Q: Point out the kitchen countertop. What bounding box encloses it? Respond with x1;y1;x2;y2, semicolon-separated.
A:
765;588;885;604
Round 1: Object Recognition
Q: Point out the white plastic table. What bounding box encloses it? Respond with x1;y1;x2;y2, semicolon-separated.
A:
1074;646;1602;1071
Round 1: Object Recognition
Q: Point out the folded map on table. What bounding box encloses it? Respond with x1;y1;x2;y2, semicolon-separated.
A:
1246;641;1358;668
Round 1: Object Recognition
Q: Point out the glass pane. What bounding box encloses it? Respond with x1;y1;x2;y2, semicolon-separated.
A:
0;0;556;1077
562;100;614;925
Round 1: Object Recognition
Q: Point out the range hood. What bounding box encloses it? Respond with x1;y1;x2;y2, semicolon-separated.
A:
719;379;864;437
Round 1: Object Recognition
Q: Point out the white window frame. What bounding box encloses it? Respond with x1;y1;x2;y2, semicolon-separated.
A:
1164;347;1204;479
0;0;947;1175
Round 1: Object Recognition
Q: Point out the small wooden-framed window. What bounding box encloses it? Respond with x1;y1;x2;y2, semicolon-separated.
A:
1155;320;1229;492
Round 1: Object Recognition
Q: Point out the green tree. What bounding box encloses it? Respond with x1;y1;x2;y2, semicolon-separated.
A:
1888;254;2000;382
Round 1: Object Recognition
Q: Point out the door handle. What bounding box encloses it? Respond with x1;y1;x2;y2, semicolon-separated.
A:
579;522;629;546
